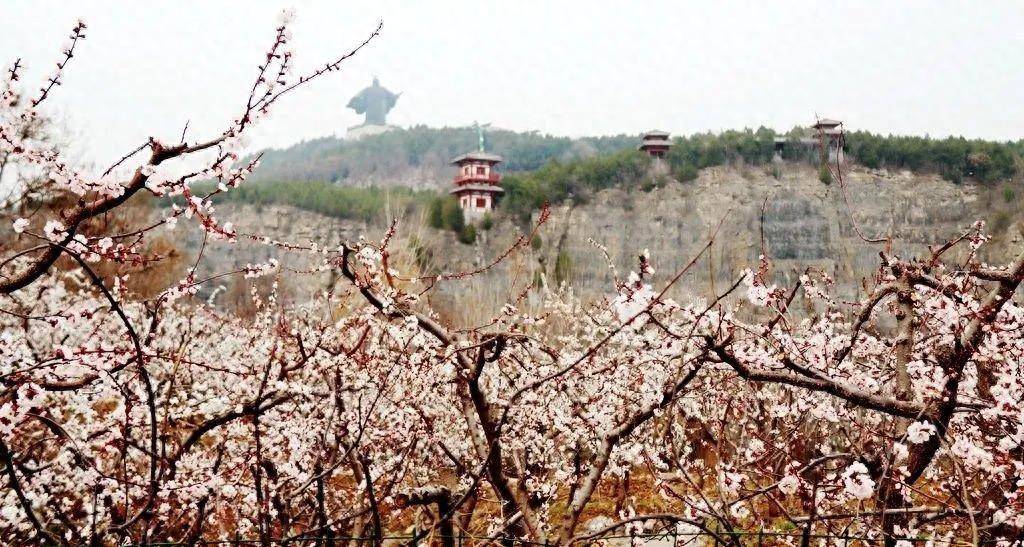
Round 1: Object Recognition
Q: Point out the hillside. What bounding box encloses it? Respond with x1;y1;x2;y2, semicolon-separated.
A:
538;163;1023;298
245;125;638;188
236;126;1024;224
187;126;1024;320
187;161;1024;323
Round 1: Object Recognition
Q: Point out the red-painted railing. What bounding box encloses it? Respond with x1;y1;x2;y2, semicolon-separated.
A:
453;173;501;185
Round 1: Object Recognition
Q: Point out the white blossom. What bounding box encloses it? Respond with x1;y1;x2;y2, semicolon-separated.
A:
842;462;875;500
906;420;936;444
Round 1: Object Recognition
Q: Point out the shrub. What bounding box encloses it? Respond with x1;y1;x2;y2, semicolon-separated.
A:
942;167;964;185
530;235;542;251
427;197;445;228
440;197;465;233
818;165;833;185
458;223;477;244
1003;186;1016;203
673;163;699;182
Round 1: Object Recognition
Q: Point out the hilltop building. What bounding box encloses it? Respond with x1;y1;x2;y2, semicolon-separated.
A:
639;130;672;158
451;124;504;220
450;151;503;220
773;118;845;162
811;118;845;163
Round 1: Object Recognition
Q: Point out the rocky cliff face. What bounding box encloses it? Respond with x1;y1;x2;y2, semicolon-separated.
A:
538;163;1019;299
188;162;1023;318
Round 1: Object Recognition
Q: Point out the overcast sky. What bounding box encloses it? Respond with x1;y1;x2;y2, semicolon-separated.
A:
4;1;1024;168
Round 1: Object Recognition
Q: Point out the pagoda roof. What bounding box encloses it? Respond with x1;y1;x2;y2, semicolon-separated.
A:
451;151;503;165
811;118;842;128
642;130;671;138
450;184;505;195
638;138;672;149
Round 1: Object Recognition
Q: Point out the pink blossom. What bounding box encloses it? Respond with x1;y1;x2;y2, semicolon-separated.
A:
842;462;875;499
906;421;936;444
43;220;65;242
778;474;799;495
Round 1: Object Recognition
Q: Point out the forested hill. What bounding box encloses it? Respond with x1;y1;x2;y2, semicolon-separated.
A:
247;125;1024;192
217;126;1024;236
245;125;637;188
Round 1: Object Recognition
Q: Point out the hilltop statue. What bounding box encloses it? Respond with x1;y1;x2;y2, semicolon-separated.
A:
347;77;400;127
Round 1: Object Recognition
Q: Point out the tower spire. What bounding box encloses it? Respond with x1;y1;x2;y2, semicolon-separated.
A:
474;121;490;152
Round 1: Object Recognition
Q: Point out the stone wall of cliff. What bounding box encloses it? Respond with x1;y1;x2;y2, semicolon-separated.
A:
184;162;1024;320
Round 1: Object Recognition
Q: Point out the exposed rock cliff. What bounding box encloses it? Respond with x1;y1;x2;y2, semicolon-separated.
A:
539;163;1018;298
186;162;1023;318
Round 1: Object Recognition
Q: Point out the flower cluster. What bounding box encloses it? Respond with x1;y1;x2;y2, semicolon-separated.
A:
1;10;1022;547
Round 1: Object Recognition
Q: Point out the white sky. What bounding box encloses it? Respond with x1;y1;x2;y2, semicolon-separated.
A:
4;0;1024;168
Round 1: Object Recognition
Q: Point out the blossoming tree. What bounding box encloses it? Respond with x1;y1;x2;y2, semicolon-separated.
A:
1;11;1023;547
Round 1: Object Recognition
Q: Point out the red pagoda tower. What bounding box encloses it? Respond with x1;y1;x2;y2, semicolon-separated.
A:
638;130;671;158
450;127;503;219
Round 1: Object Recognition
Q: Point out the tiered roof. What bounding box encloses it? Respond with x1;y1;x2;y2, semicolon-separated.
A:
639;130;671;151
451;151;503;165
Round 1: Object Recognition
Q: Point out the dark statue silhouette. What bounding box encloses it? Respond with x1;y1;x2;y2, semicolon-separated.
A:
346;77;400;126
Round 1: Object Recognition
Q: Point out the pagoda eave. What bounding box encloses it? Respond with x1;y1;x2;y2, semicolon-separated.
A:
450;184;505;195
